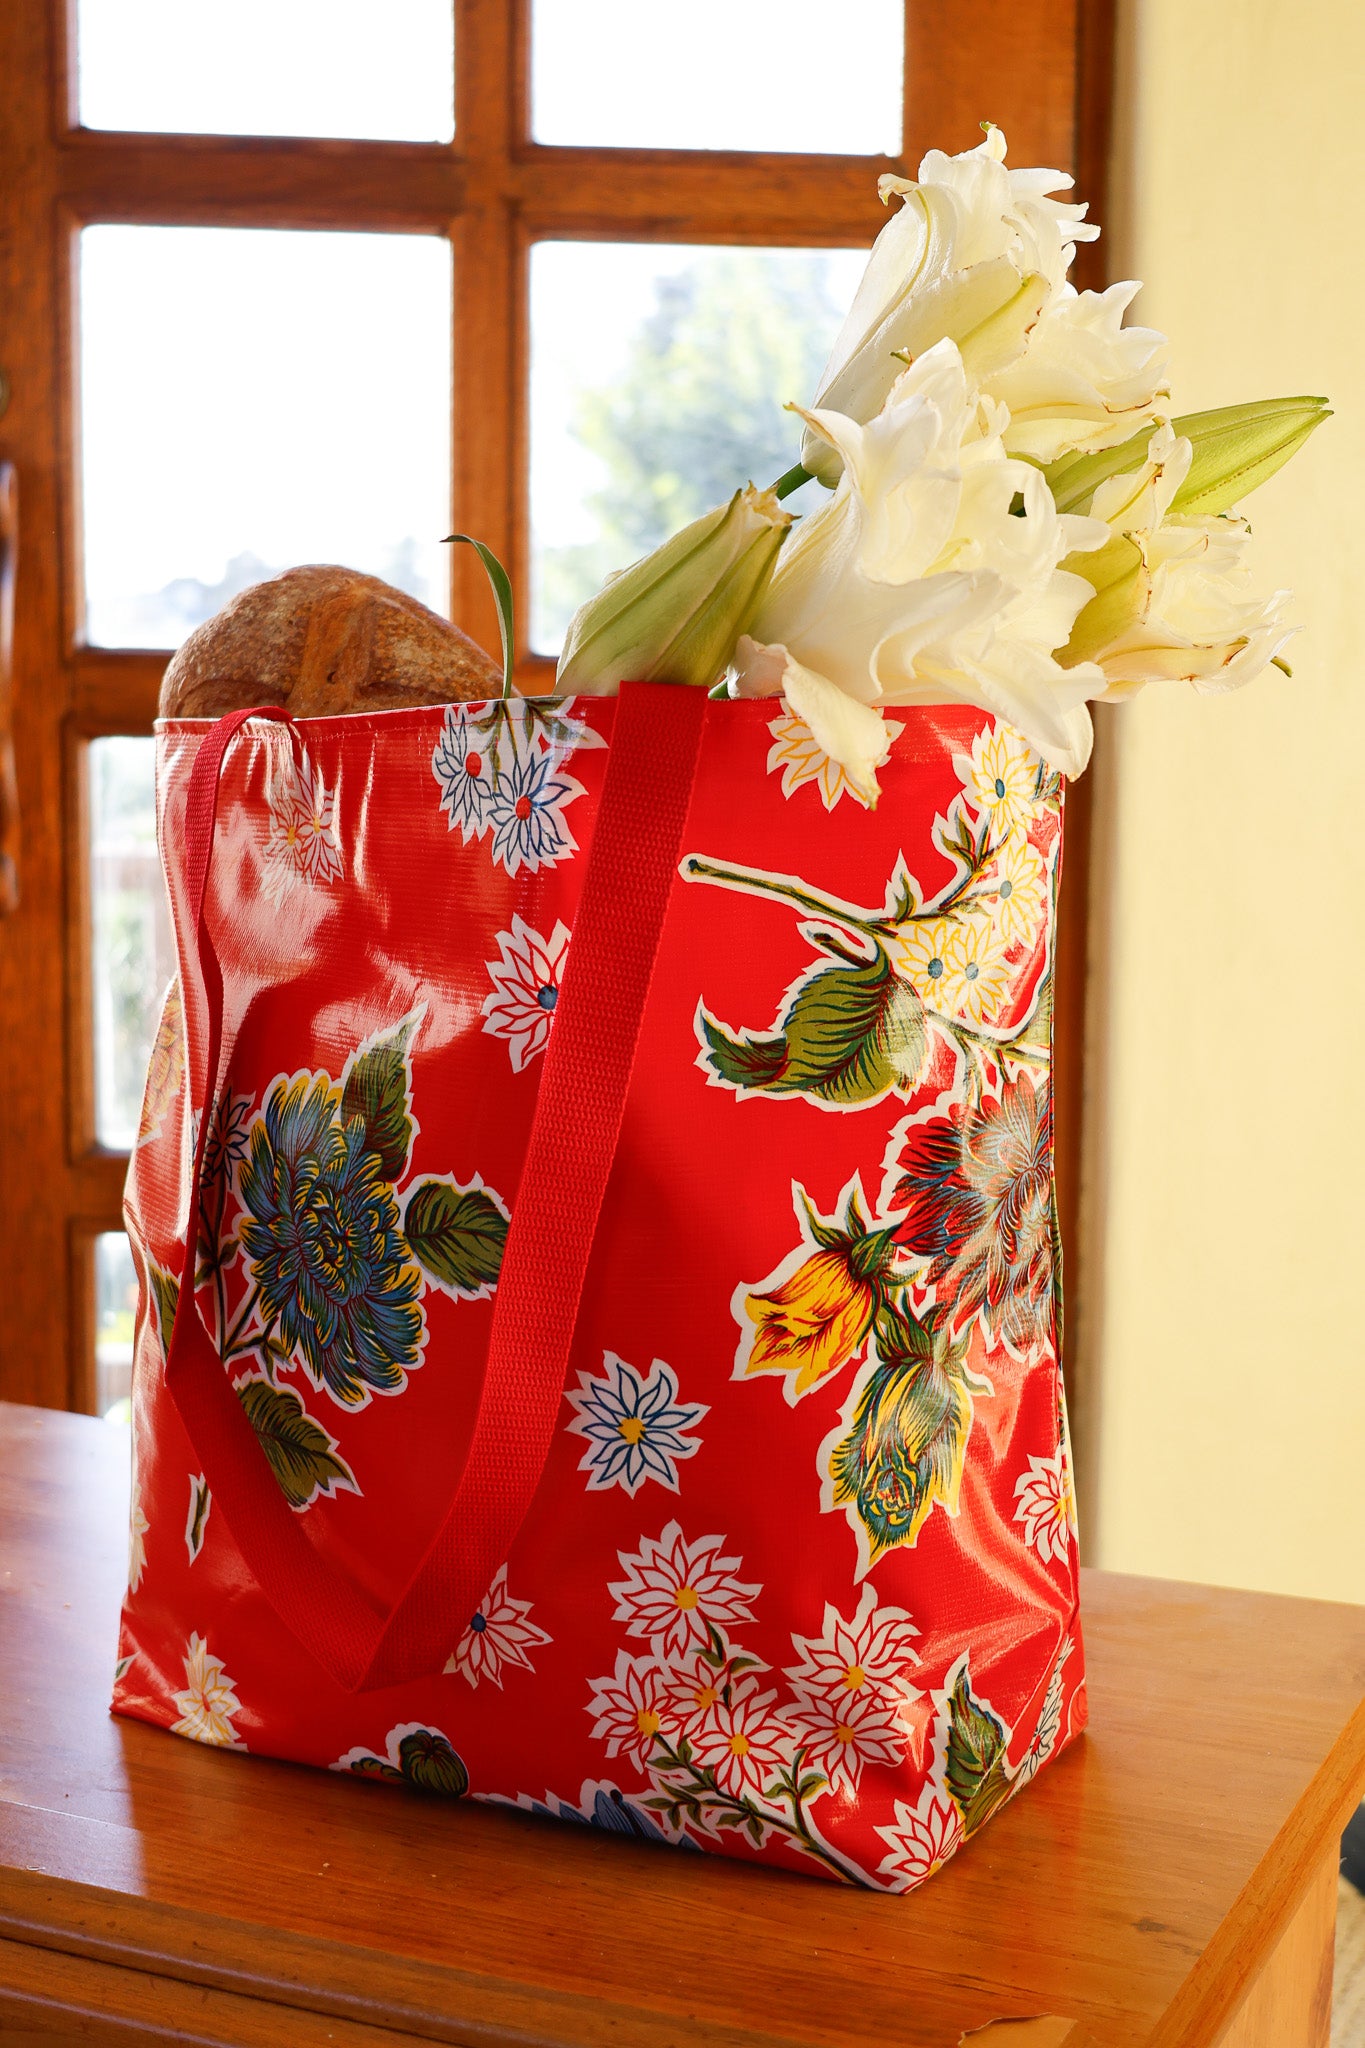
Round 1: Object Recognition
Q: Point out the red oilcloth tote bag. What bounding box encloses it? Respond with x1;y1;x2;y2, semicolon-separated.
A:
115;682;1085;1891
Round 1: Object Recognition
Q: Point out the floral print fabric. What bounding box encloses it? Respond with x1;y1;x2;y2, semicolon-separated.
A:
116;695;1082;1893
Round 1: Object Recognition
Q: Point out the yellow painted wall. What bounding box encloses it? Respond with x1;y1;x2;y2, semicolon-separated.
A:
1082;0;1365;1599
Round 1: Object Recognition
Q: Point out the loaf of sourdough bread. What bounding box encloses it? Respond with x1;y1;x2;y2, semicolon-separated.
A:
158;564;501;720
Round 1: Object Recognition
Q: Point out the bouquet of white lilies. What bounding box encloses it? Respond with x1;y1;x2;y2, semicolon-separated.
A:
557;124;1327;801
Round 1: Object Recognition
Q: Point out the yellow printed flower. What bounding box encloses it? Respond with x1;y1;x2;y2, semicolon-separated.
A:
888;917;958;1006
743;1248;878;1398
893;914;1011;1022
137;980;184;1148
984;831;1047;948
766;710;904;812
964;723;1042;837
940;917;1012;1023
170;1632;242;1747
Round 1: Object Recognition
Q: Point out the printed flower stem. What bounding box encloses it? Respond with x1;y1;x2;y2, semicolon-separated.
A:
682;848;992;941
211;1171;229;1350
648;1737;862;1885
219;1286;264;1363
682;854;1047;1066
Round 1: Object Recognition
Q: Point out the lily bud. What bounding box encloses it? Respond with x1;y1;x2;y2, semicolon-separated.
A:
556;486;792;694
1041;395;1329;517
1168;395;1330;515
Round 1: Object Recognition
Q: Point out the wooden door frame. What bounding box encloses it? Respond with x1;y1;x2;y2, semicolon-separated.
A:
0;0;1114;1457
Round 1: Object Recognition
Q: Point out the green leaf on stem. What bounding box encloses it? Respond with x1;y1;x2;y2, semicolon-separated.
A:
237;1377;357;1510
404;1179;509;1298
339;1013;418;1184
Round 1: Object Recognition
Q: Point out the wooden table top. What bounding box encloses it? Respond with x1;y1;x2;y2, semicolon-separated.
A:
1;1401;1363;2048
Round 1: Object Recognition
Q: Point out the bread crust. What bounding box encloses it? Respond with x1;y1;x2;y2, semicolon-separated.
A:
157;564;503;720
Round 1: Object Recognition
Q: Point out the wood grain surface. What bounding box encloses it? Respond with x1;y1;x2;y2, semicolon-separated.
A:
0;1403;1361;2046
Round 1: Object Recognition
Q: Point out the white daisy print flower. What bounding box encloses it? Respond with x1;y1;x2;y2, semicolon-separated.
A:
432;704;497;843
960;723;1042;839
662;1653;739;1733
127;1479;149;1593
1015;1637;1074;1787
875;1782;964;1890
984;830;1048;948
610;1523;760;1664
170;1632;243;1748
688;1686;790;1801
444;1563;551;1689
766;710;904;811
264;747;342;899
783;1683;911;1796
482;915;570;1073
785;1585;920;1703
586;1651;672;1771
1013;1450;1071;1563
486;747;586;877
566;1354;706;1497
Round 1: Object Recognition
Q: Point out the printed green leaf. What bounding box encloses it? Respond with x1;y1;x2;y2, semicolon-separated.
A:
185;1474;211;1562
237;1378;357;1510
701;953;927;1109
149;1263;180;1359
394;1727;469;1796
404;1179;508;1296
340;1014;418;1183
944;1664;1013;1835
698;1013;787;1091
350;1727;469;1797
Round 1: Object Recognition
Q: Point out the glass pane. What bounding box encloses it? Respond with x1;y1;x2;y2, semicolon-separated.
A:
530;241;867;653
532;0;902;154
80;227;452;650
90;737;177;1151
96;1232;138;1422
77;0;454;142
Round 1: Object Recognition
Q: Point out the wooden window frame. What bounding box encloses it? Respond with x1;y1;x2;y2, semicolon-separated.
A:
0;0;1113;1442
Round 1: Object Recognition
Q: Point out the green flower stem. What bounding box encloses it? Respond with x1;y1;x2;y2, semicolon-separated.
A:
682;856;887;940
682;849;992;942
769;462;813;502
648;1739;861;1886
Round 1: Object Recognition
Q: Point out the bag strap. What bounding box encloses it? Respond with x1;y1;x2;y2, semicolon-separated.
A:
164;682;709;1692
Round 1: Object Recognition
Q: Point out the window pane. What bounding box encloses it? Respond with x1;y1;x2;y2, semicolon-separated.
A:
96;1232;138;1422
530;242;866;653
532;0;902;154
90;737;177;1151
77;0;454;142
80;228;452;650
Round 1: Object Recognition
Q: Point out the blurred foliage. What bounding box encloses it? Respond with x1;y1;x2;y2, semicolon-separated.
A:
537;251;847;649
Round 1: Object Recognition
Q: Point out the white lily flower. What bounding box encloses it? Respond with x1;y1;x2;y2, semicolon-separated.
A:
802;125;1098;485
737;340;1110;787
985;280;1169;462
732;640;894;804
1059;419;1297;697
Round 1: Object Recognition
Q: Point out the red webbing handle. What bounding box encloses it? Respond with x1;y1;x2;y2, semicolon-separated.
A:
163;683;708;1690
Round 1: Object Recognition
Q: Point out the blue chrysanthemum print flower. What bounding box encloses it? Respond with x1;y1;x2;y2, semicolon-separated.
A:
432;705;496;843
566;1354;707;1497
486;746;585;877
238;1073;425;1407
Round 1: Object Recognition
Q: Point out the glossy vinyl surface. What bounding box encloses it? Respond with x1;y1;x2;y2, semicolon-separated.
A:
118;692;1082;1890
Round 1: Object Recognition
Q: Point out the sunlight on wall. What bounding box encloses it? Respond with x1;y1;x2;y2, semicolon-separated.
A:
1084;0;1365;1600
